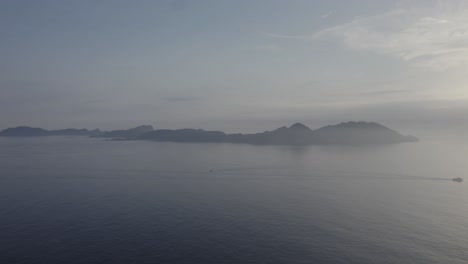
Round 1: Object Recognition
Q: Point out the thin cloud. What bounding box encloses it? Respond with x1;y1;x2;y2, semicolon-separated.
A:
321;11;334;19
314;3;468;71
344;89;412;97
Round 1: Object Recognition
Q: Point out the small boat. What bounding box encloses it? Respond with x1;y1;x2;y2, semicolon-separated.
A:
452;177;463;182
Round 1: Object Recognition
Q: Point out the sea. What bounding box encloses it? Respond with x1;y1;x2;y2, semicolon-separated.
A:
0;136;467;264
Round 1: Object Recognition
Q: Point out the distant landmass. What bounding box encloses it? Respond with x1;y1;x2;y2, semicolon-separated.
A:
0;126;103;137
97;125;154;139
0;122;418;145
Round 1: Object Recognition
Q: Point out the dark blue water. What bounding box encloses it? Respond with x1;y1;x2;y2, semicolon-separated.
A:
1;137;467;263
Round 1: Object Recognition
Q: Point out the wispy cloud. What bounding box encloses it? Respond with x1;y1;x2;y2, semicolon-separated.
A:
264;1;468;71
321;11;334;19
313;2;468;71
342;88;412;97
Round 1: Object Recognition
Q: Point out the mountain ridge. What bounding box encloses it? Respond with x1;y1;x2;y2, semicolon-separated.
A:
0;122;418;145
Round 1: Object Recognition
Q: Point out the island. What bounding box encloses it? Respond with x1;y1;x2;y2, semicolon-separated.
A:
0;121;418;145
0;126;104;137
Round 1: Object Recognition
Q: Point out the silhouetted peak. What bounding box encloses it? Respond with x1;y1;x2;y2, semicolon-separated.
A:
131;125;154;131
99;125;154;138
289;123;311;131
0;126;48;137
317;121;389;131
272;126;288;133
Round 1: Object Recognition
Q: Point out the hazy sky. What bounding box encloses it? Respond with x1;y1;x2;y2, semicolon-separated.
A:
1;0;468;133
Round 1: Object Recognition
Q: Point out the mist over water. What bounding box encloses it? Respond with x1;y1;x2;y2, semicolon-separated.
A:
1;136;467;264
3;0;468;263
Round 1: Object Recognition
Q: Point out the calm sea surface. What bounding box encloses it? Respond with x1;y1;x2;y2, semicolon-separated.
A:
1;136;467;264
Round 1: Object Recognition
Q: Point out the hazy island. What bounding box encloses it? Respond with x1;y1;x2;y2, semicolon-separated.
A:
0;122;418;145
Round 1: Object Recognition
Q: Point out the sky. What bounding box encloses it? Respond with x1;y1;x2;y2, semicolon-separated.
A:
1;0;468;135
